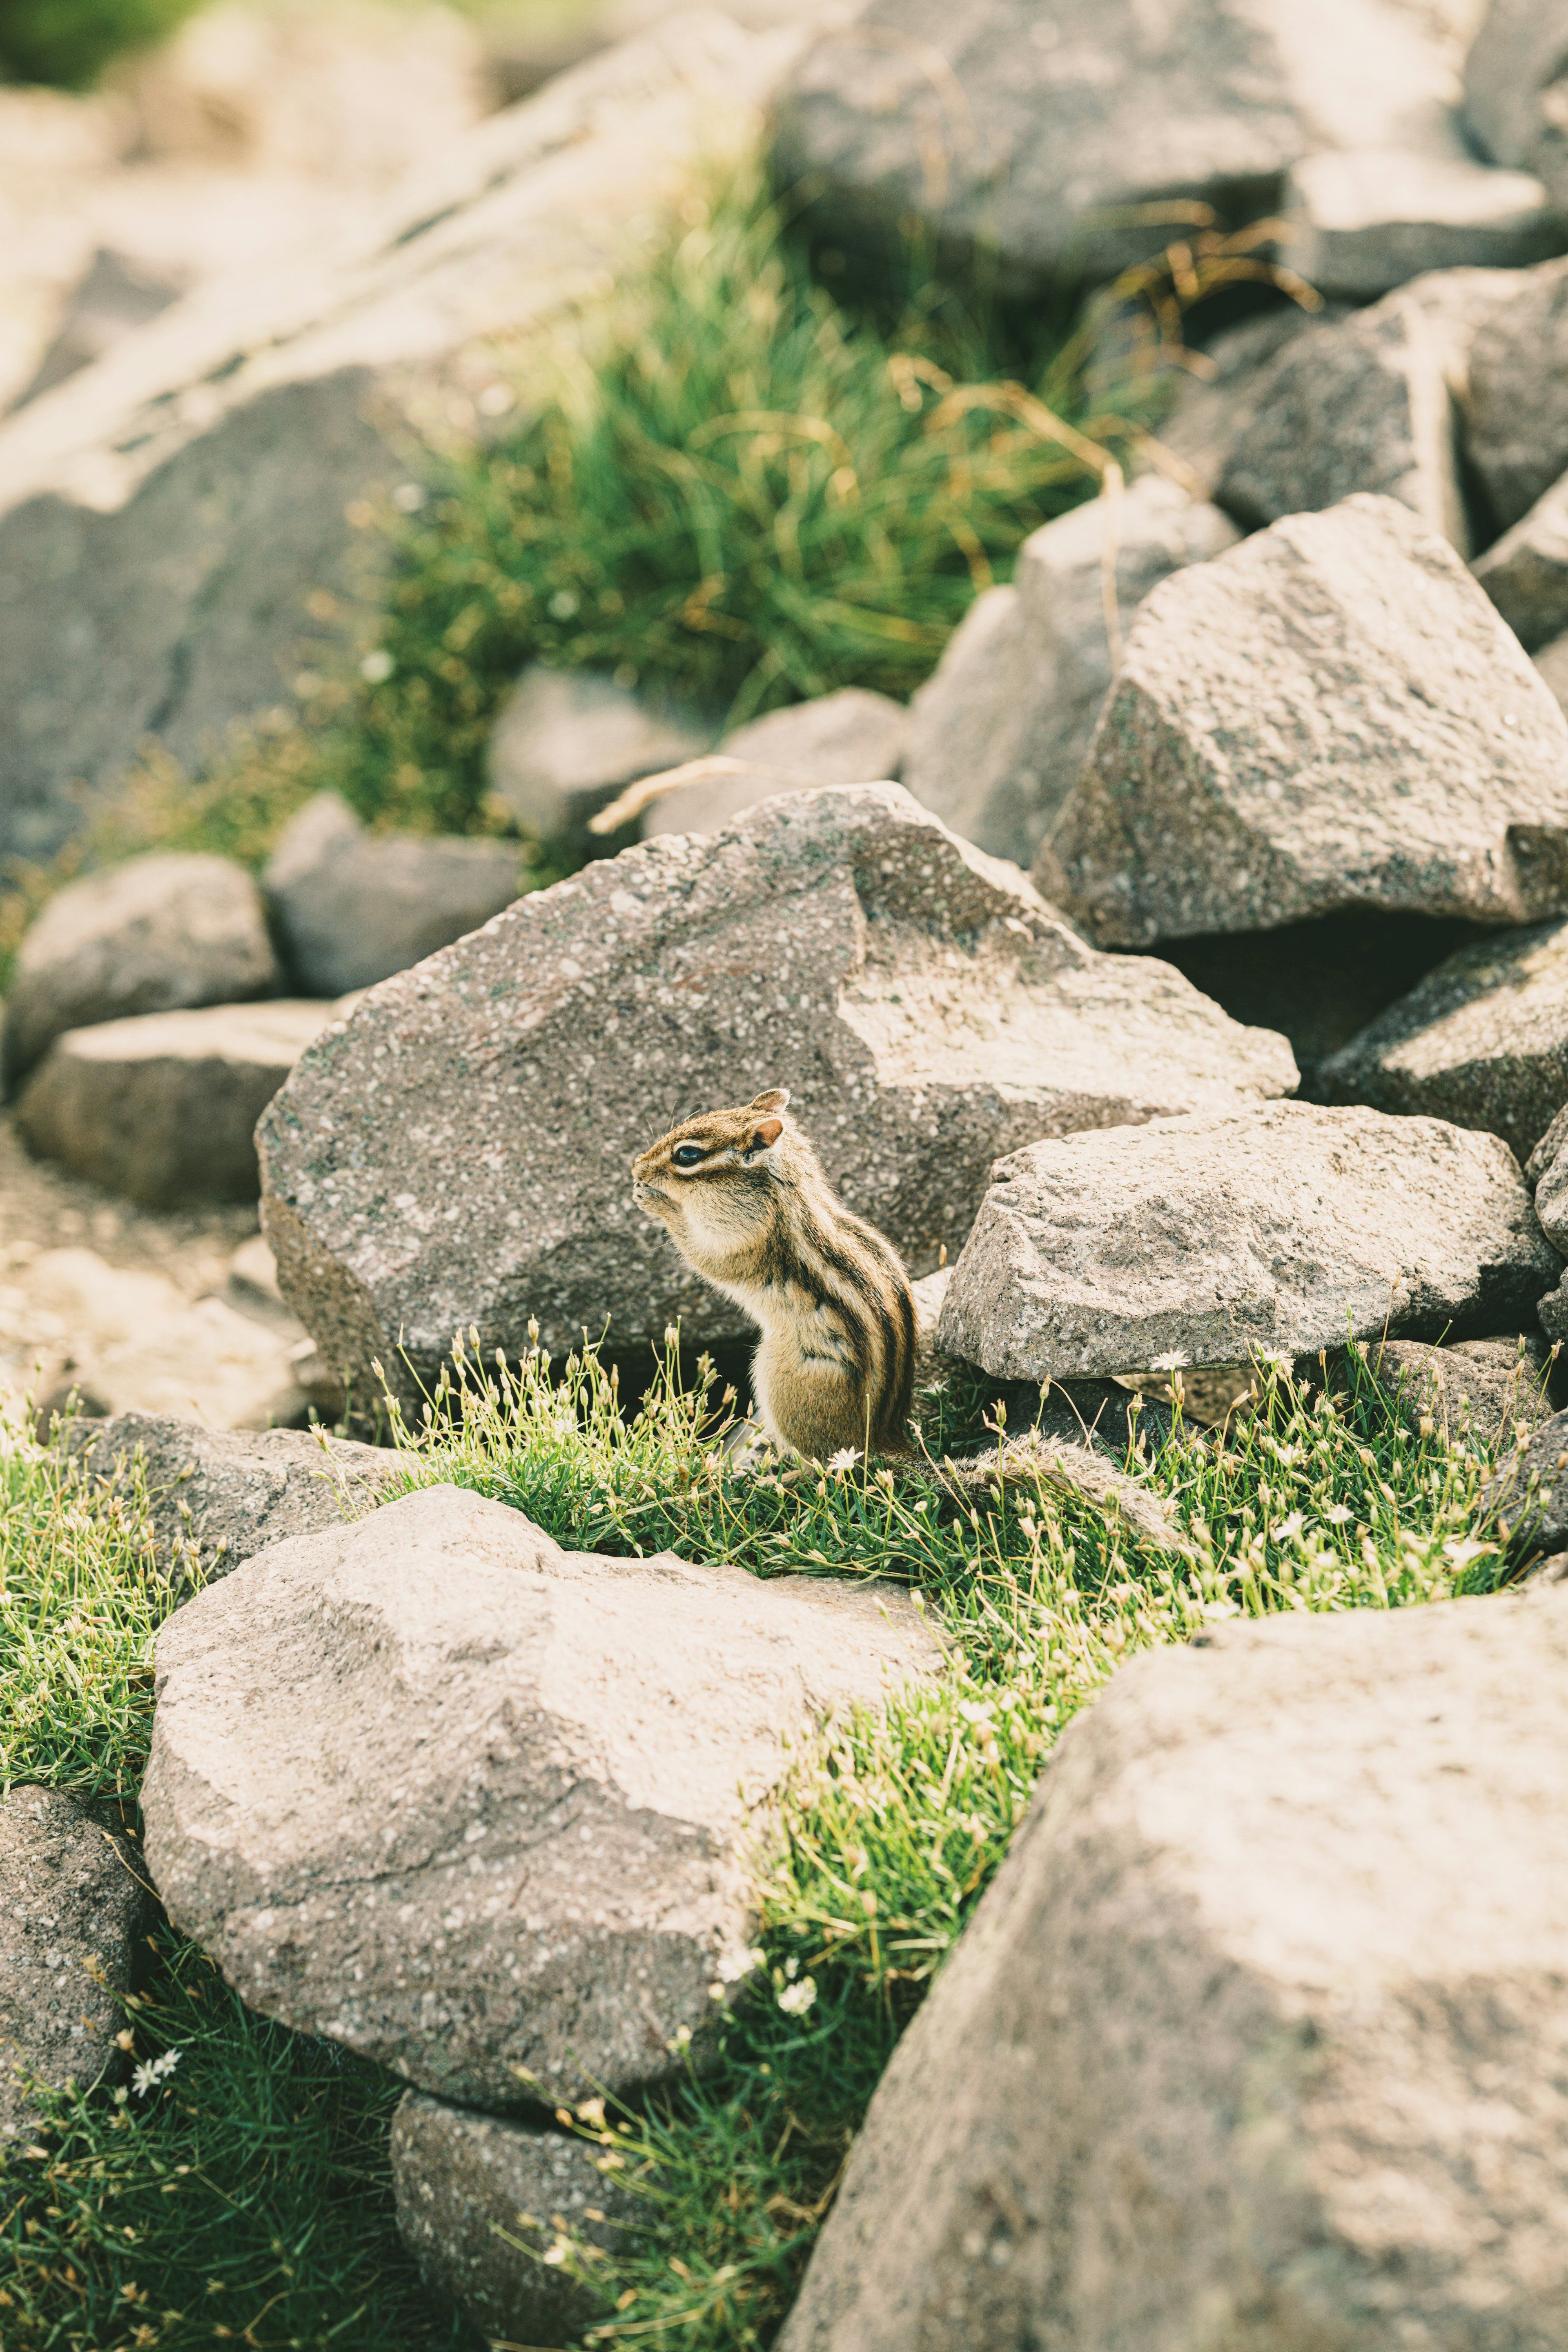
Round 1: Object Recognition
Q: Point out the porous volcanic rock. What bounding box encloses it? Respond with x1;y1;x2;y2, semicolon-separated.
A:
1034;494;1568;947
263;795;523;996
2;852;278;1089
902;477;1239;869
256;784;1296;1402
392;2093;639;2345
0;1789;146;2144
140;1483;940;2109
1321;915;1568;1163
935;1101;1559;1382
1464;255;1568;531
776;1588;1568;2352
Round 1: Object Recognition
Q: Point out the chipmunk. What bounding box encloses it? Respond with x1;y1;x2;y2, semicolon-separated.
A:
631;1087;917;1459
631;1087;1189;1556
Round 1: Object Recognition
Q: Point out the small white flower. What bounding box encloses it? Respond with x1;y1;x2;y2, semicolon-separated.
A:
826;1447;861;1473
1149;1351;1189;1373
777;1976;817;2015
130;2049;180;2097
1323;1503;1354;1526
391;481;427;513
360;649;394;684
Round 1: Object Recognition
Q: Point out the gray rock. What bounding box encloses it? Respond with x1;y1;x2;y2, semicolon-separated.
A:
1472;466;1568;649
772;0;1463;298
263;795;523;996
13;248;185;413
0;1789;146;2145
1357;1332;1557;1444
486;667;708;844
140;1482;940;2110
776;1588;1568;2352
902;479;1239;869
1034;494;1568;947
256;784;1296;1405
16;999;343;1209
64;1411;395;1581
1464;256;1568;532
1281;146;1564;304
1532;1123;1568;1256
2;852;278;1090
1477;1403;1568;1546
637;688;907;840
935;1101;1559;1382
0;15;806;868
1527;1099;1568;1186
1535;624;1568;711
1137;306;1328;503
1321;915;1568;1162
1464;0;1568;205
392;2093;638;2346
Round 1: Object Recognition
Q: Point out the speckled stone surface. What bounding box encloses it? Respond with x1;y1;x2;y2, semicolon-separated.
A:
1465;256;1568;534
256;783;1295;1402
935;1100;1561;1382
1036;495;1568;947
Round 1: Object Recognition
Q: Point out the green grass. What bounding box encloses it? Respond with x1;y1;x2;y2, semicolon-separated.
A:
0;0;202;87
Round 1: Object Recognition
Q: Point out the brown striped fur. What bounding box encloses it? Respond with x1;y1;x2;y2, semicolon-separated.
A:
631;1088;916;1460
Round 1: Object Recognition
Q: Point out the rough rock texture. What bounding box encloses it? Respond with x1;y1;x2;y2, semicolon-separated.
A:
487;666;708;843
263;795;522;996
1478;1404;1568;1547
141;1483;940;2109
65;1411;394;1580
1473;468;1568;650
1138;307;1327;502
1034;494;1568;947
902;478;1239;869
0;1789;145;2145
776;1589;1568;2352
935;1101;1559;1382
772;0;1467;298
1321;915;1568;1162
639;688;908;840
1281;145;1562;303
1465;0;1568;212
0;14;803;866
1465;256;1568;532
1539;627;1568;717
256;784;1296;1401
2;852;278;1090
1360;1332;1557;1443
392;2094;639;2347
17;999;343;1209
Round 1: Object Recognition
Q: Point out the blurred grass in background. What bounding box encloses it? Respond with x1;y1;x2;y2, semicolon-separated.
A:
0;0;204;87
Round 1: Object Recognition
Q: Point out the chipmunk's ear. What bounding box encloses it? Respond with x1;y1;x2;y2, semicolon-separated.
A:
750;1088;790;1114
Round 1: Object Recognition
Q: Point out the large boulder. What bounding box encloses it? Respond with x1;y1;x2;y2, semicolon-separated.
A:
901;478;1239;869
1463;255;1568;532
1;852;278;1091
772;0;1465;298
935;1101;1559;1381
263;795;523;996
0;1789;146;2146
1033;494;1568;947
1321;915;1568;1163
16;999;344;1209
256;784;1297;1401
777;1588;1568;2352
0;14;804;867
140;1483;940;2110
1464;0;1568;209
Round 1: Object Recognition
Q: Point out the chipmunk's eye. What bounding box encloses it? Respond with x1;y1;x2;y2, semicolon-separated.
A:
672;1145;706;1169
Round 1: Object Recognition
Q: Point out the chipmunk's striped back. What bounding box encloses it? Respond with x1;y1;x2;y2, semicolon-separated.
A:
631;1088;916;1458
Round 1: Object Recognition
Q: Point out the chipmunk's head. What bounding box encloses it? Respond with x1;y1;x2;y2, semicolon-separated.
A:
631;1089;791;1240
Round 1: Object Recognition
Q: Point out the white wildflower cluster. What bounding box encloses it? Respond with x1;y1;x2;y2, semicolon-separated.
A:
131;2048;181;2098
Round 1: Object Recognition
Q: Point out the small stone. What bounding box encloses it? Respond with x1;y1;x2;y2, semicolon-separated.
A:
0;1789;145;2144
487;667;708;843
1354;1333;1557;1445
1478;1402;1568;1548
1036;494;1568;946
638;688;907;840
16;999;345;1209
391;2093;638;2346
140;1483;942;2110
1281;147;1563;304
935;1101;1559;1382
1472;468;1568;650
263;794;523;996
2;853;278;1090
1464;254;1568;531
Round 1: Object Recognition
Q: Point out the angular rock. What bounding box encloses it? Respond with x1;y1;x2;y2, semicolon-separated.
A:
0;1789;145;2145
1321;915;1568;1163
637;687;907;840
1464;255;1568;532
1472;466;1568;650
2;852;278;1091
1281;146;1563;304
1477;1403;1568;1547
392;2093;638;2346
1034;494;1568;947
16;999;344;1209
777;1589;1568;2352
1358;1332;1557;1444
263;795;523;996
256;784;1297;1401
1527;1100;1568;1188
902;478;1239;869
1464;0;1568;206
140;1483;941;2110
0;16;805;866
486;667;708;844
935;1101;1559;1382
773;0;1463;298
1136;306;1327;503
64;1411;394;1581
1533;1136;1568;1270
